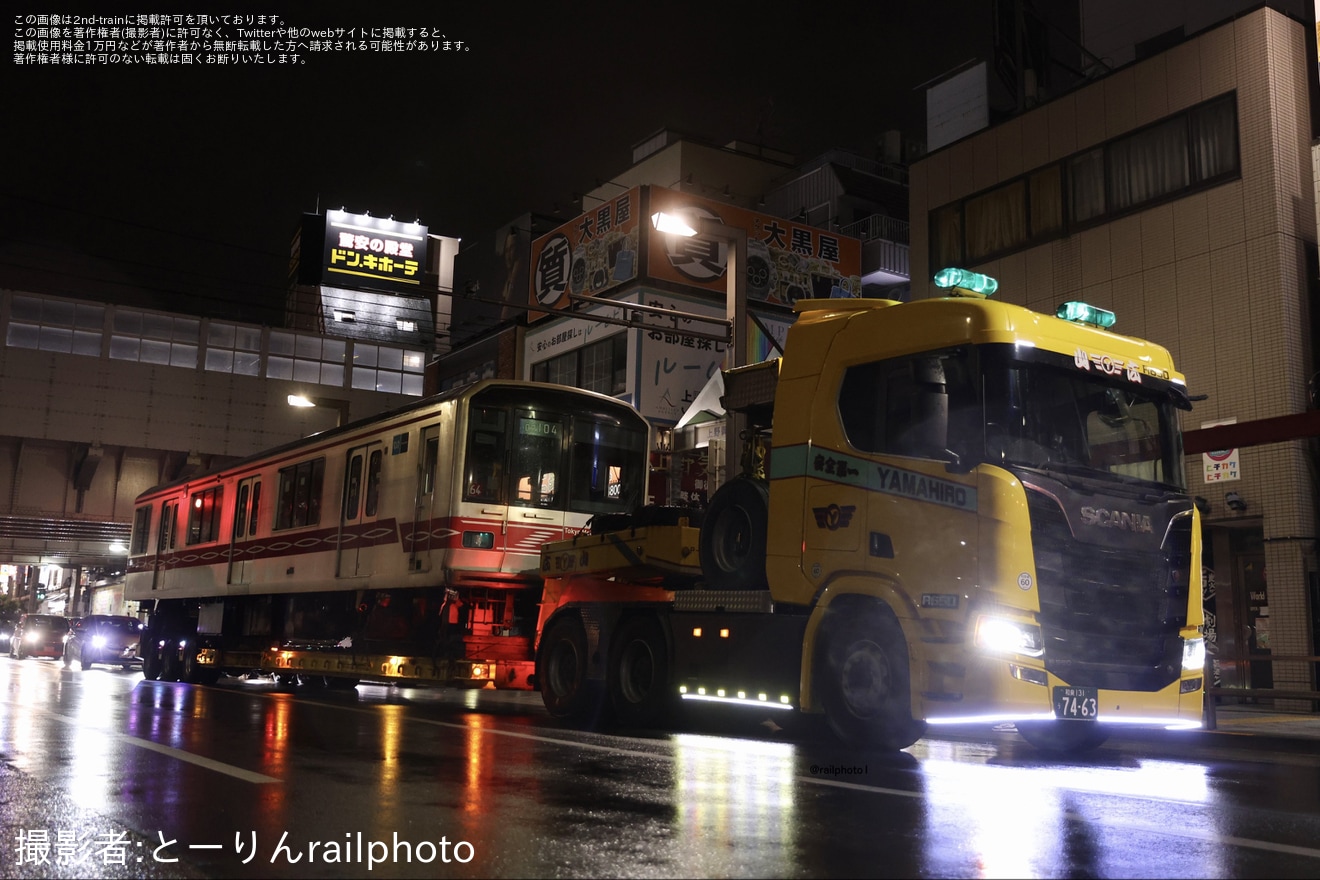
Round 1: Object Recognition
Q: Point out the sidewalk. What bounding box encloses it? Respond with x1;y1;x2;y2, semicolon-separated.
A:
1200;703;1320;743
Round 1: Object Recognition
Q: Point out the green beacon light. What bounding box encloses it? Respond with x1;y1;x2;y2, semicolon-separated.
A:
933;267;998;296
1056;301;1117;329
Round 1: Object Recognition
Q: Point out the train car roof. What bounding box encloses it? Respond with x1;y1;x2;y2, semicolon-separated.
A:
134;379;640;501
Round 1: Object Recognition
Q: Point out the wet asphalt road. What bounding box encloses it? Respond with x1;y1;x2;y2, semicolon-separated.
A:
2;655;1320;879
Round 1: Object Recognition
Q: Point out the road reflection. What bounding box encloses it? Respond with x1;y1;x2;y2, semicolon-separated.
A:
672;733;797;875
917;738;1225;877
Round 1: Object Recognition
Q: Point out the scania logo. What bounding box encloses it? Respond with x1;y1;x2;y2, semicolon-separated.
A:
812;504;856;531
1079;506;1153;533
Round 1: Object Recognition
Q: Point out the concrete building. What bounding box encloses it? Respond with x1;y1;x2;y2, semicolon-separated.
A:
908;5;1319;696
0;288;429;616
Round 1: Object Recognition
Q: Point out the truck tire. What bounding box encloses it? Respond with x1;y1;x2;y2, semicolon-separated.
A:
818;605;927;751
181;647;218;685
699;476;769;590
1014;720;1110;755
608;615;672;728
539;614;600;721
160;644;183;682
142;643;162;680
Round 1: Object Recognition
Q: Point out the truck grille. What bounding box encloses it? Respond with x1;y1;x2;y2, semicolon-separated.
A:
1026;490;1192;692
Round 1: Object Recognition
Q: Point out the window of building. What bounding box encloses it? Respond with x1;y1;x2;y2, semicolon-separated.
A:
204;321;262;376
351;343;425;396
186;486;223;545
530;333;627;395
267;330;346;386
6;294;105;356
930;93;1240;272
275;458;326;530
110;308;199;367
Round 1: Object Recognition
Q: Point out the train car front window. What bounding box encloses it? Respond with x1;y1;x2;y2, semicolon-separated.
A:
512;416;562;509
568;418;647;514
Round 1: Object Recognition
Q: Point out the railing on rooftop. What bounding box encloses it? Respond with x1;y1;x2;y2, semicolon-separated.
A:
839;214;910;246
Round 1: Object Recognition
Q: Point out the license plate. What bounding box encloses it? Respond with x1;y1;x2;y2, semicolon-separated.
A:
1053;686;1099;720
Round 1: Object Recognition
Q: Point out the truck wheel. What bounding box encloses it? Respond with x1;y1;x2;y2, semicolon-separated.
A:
160;645;183;682
818;606;927;751
1014;720;1110;755
699;476;769;590
608;616;672;728
181;648;216;684
142;643;162;680
539;615;599;721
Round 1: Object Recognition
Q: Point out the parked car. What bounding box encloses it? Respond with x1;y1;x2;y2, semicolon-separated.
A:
63;615;144;670
0;619;15;653
9;613;70;660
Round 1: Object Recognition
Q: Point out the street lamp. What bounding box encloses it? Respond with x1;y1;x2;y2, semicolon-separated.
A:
287;394;351;428
649;210;748;487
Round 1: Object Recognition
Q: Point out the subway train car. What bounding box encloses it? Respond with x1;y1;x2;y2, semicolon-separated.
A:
124;379;651;688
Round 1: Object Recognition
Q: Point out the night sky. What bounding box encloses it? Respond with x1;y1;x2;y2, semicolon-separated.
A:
2;2;983;326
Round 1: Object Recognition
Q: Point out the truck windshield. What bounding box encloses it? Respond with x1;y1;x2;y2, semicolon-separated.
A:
982;349;1187;491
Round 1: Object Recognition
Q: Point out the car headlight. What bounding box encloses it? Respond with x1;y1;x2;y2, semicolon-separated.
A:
25;632;41;645
974;615;1044;657
1182;637;1206;671
91;635;108;649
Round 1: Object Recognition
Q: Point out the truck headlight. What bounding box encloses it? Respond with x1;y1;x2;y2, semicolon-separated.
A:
1182;637;1206;671
973;615;1043;657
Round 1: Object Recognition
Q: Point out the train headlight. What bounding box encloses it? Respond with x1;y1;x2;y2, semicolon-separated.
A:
973;615;1043;657
1182;637;1206;671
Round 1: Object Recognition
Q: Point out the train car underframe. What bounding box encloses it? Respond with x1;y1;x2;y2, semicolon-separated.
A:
139;583;545;690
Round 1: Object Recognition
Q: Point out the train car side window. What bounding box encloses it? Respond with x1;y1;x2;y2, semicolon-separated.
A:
187;486;223;545
276;457;326;530
422;435;440;495
131;506;152;554
344;453;364;519
248;480;261;535
158;500;178;552
234;483;250;539
365;450;383;516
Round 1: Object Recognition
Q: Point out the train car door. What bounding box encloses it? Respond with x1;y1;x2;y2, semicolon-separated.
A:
502;409;568;570
227;476;261;585
337;442;385;578
151;499;178;592
408;424;442;573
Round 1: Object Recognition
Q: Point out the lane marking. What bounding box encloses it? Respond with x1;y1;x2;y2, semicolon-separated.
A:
46;711;279;784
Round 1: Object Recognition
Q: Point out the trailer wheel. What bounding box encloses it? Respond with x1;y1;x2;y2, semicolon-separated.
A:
539;615;599;721
181;647;217;685
160;644;183;682
700;476;769;590
142;643;163;680
608;616;672;728
818;605;926;751
1014;720;1110;755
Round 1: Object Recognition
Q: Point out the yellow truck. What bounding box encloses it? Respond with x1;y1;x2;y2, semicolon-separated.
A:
534;269;1206;753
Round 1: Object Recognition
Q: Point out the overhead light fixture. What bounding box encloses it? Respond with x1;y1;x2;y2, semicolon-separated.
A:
287;394;315;408
650;211;697;237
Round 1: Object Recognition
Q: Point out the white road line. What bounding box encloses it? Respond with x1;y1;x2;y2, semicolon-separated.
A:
47;711;280;784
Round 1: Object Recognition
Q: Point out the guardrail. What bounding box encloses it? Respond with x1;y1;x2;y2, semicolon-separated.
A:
1202;653;1320;730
